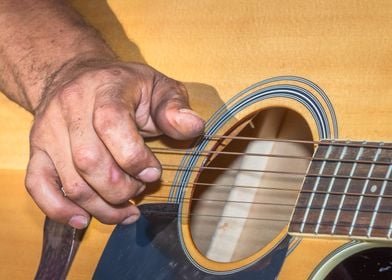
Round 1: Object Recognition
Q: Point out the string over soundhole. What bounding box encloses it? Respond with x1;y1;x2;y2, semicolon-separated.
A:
189;108;313;263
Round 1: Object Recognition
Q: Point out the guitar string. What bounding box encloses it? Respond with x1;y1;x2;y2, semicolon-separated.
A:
130;136;391;232
144;136;390;227
159;164;392;182
151;147;391;166
139;209;392;231
151;134;392;149
160;181;300;191
140;195;392;214
204;134;392;147
144;182;392;199
137;177;392;226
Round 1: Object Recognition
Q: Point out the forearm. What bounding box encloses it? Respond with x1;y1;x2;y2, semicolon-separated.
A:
0;0;116;112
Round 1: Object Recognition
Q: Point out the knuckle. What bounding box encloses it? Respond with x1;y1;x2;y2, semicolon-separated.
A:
117;140;148;170
46;204;68;222
93;105;121;134
24;173;68;223
126;63;154;78
24;173;39;195
105;191;130;205
96;211;124;225
92;68;134;97
72;146;101;173
175;80;187;92
94;67;124;80
57;82;84;104
104;182;141;205
24;161;52;195
175;81;189;100
63;181;91;201
156;74;186;93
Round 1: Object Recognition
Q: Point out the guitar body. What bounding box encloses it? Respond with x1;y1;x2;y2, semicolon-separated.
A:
93;77;391;279
0;0;391;279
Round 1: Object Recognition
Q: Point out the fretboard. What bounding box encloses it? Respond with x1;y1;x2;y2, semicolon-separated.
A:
289;140;392;240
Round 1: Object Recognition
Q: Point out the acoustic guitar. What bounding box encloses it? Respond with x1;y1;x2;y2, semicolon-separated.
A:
0;1;391;279
35;76;392;280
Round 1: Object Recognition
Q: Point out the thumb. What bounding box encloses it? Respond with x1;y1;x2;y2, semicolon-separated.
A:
152;79;205;140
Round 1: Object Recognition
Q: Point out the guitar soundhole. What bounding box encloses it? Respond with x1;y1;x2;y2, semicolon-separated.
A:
325;247;392;280
190;107;314;262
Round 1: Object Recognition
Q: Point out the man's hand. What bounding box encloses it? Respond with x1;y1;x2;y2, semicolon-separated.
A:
25;62;204;229
0;1;204;229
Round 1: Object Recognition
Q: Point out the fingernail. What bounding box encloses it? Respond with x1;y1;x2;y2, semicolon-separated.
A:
176;108;205;137
179;108;203;120
68;215;89;229
137;167;161;182
121;214;140;225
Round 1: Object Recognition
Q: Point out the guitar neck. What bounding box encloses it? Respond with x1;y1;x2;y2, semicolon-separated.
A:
289;140;392;241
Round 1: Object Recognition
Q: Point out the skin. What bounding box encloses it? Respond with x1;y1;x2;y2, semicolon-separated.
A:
0;0;204;229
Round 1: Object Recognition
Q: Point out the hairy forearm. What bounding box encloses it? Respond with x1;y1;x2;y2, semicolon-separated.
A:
0;0;116;112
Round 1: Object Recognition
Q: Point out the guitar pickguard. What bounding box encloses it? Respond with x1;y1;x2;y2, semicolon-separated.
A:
93;203;290;280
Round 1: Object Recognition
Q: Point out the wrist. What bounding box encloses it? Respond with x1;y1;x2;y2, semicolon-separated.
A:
35;52;117;114
0;0;117;113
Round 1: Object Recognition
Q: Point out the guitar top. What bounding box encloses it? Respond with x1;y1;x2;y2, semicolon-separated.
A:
0;0;391;279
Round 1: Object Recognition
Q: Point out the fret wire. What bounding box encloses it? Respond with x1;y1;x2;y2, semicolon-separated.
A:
331;146;364;234
299;144;333;233
315;145;347;234
153;147;390;166
348;147;382;236
367;164;391;237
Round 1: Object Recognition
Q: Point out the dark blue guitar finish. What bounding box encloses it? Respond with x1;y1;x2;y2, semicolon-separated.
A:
93;203;290;280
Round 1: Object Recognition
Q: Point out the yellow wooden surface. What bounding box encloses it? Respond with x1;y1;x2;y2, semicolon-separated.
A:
0;170;41;279
0;0;391;279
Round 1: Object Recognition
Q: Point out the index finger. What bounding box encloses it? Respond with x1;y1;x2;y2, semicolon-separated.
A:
93;97;161;183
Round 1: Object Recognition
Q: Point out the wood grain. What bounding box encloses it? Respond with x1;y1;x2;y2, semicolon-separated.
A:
0;0;391;279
